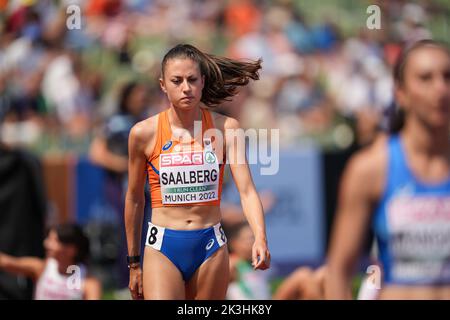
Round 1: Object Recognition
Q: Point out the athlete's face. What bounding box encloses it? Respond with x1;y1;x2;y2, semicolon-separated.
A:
396;47;450;129
44;230;76;264
160;58;205;110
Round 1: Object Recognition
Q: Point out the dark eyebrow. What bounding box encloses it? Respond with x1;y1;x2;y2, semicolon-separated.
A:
170;75;197;79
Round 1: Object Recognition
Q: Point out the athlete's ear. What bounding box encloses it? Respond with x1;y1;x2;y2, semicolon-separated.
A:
159;77;167;94
395;83;409;113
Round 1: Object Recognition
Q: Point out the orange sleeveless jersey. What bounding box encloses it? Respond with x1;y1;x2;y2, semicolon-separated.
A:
147;108;226;208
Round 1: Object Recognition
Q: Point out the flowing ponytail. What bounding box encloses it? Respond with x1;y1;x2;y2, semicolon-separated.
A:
161;44;262;107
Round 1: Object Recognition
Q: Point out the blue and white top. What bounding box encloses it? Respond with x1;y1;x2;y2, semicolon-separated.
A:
373;135;450;285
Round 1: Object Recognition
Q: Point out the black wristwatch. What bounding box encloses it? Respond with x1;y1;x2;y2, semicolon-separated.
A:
127;255;141;267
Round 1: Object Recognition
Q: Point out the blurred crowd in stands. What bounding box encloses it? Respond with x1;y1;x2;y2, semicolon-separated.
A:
1;0;449;299
2;0;448;155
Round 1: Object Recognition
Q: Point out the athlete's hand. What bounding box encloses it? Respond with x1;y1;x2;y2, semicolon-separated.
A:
128;266;143;300
252;238;270;270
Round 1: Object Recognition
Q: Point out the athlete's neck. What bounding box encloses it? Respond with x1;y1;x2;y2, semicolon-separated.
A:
168;105;203;143
402;118;450;157
168;105;202;130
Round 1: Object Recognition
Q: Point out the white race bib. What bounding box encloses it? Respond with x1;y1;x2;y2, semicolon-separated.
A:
387;195;450;281
159;138;220;205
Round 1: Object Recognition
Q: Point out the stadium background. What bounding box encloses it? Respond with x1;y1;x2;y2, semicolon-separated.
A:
0;0;449;299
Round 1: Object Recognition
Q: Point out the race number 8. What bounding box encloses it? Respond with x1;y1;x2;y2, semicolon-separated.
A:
148;226;158;245
219;226;226;243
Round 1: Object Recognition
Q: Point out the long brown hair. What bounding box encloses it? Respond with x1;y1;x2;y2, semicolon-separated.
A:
390;39;450;133
161;44;262;107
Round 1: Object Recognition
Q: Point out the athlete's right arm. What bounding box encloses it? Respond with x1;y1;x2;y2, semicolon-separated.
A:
0;252;45;281
124;118;155;300
325;146;383;300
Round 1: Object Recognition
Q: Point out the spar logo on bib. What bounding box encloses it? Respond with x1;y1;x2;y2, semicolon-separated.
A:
160;152;203;167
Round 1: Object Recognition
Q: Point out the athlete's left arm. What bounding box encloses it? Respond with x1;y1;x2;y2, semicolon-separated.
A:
0;252;45;281
224;117;270;270
83;276;102;300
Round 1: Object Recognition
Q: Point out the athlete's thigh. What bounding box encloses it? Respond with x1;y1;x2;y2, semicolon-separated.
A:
185;245;230;300
143;246;185;300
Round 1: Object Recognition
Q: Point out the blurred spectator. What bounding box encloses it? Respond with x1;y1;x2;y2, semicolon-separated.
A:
224;0;262;38
90;81;149;174
394;3;432;44
0;224;102;300
89;80;151;289
224;222;272;300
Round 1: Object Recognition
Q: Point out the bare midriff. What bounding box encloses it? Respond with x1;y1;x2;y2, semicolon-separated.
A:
151;205;222;230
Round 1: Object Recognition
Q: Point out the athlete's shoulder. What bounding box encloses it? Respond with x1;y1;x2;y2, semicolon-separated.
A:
220;114;240;130
223;116;240;130
129;114;159;144
344;133;389;191
204;108;240;130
